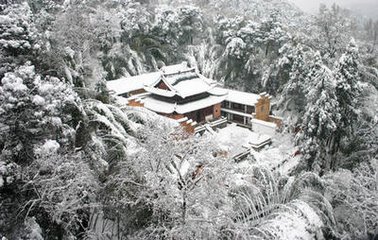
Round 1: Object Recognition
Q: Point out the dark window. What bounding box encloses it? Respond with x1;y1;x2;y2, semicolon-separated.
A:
232;114;244;124
232;103;244;111
247;106;255;113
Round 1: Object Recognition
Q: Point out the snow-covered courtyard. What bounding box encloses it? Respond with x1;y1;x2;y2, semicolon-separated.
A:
209;124;299;175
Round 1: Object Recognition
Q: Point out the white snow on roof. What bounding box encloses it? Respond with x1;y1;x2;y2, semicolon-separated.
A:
159;67;216;98
176;95;226;114
142;95;226;114
107;72;161;95
143;97;176;114
163;68;198;85
226;89;260;106
107;62;228;100
144;86;176;97
173;77;213;98
148;63;221;99
107;64;264;113
200;75;218;86
208;87;229;96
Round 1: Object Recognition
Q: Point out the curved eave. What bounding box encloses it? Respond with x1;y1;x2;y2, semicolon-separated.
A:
143;97;175;114
144;86;176;98
177;85;214;99
143;95;227;115
176;95;227;114
208;87;229;96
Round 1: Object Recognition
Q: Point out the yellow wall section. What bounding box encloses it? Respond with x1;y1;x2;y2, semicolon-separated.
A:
255;94;270;121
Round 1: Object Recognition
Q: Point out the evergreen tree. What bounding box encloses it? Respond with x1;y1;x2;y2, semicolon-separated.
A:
279;43;310;125
298;52;340;173
0;2;39;77
332;39;361;154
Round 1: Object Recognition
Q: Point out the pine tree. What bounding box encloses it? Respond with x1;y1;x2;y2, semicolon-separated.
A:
279;44;310;125
298;52;340;172
0;2;39;77
333;39;361;154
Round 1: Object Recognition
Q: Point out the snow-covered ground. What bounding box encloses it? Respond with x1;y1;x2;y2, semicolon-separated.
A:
252;133;300;175
211;124;299;175
212;123;270;157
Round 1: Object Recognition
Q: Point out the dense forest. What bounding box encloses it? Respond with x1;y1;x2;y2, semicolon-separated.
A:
0;0;377;239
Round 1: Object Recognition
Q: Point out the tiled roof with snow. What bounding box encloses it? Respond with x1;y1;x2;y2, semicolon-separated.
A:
143;95;226;114
208;87;229;96
170;75;213;98
107;72;161;95
176;95;226;114
156;66;217;99
226;89;261;106
107;62;221;99
144;86;176;97
142;97;175;114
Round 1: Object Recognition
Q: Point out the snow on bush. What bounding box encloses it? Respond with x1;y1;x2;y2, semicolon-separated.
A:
24;217;44;240
35;140;60;157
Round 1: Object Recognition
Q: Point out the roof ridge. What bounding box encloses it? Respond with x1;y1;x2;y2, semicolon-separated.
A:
162;67;195;75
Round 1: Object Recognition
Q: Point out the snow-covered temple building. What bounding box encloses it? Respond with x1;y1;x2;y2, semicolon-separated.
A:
107;62;282;134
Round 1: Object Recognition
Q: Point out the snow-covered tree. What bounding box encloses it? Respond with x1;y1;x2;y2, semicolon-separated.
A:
324;160;378;239
297;52;341;172
103;116;229;237
0;2;37;55
363;18;378;53
23;144;99;239
0;64;80;162
155;6;203;46
332;39;361;155
0;63;87;238
279;43;311;124
314;4;354;60
0;2;39;76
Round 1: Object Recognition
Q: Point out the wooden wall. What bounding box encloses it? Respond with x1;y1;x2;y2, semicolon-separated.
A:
213;103;222;119
127;99;144;107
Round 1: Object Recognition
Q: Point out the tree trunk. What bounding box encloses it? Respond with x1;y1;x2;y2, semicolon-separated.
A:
182;190;187;224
